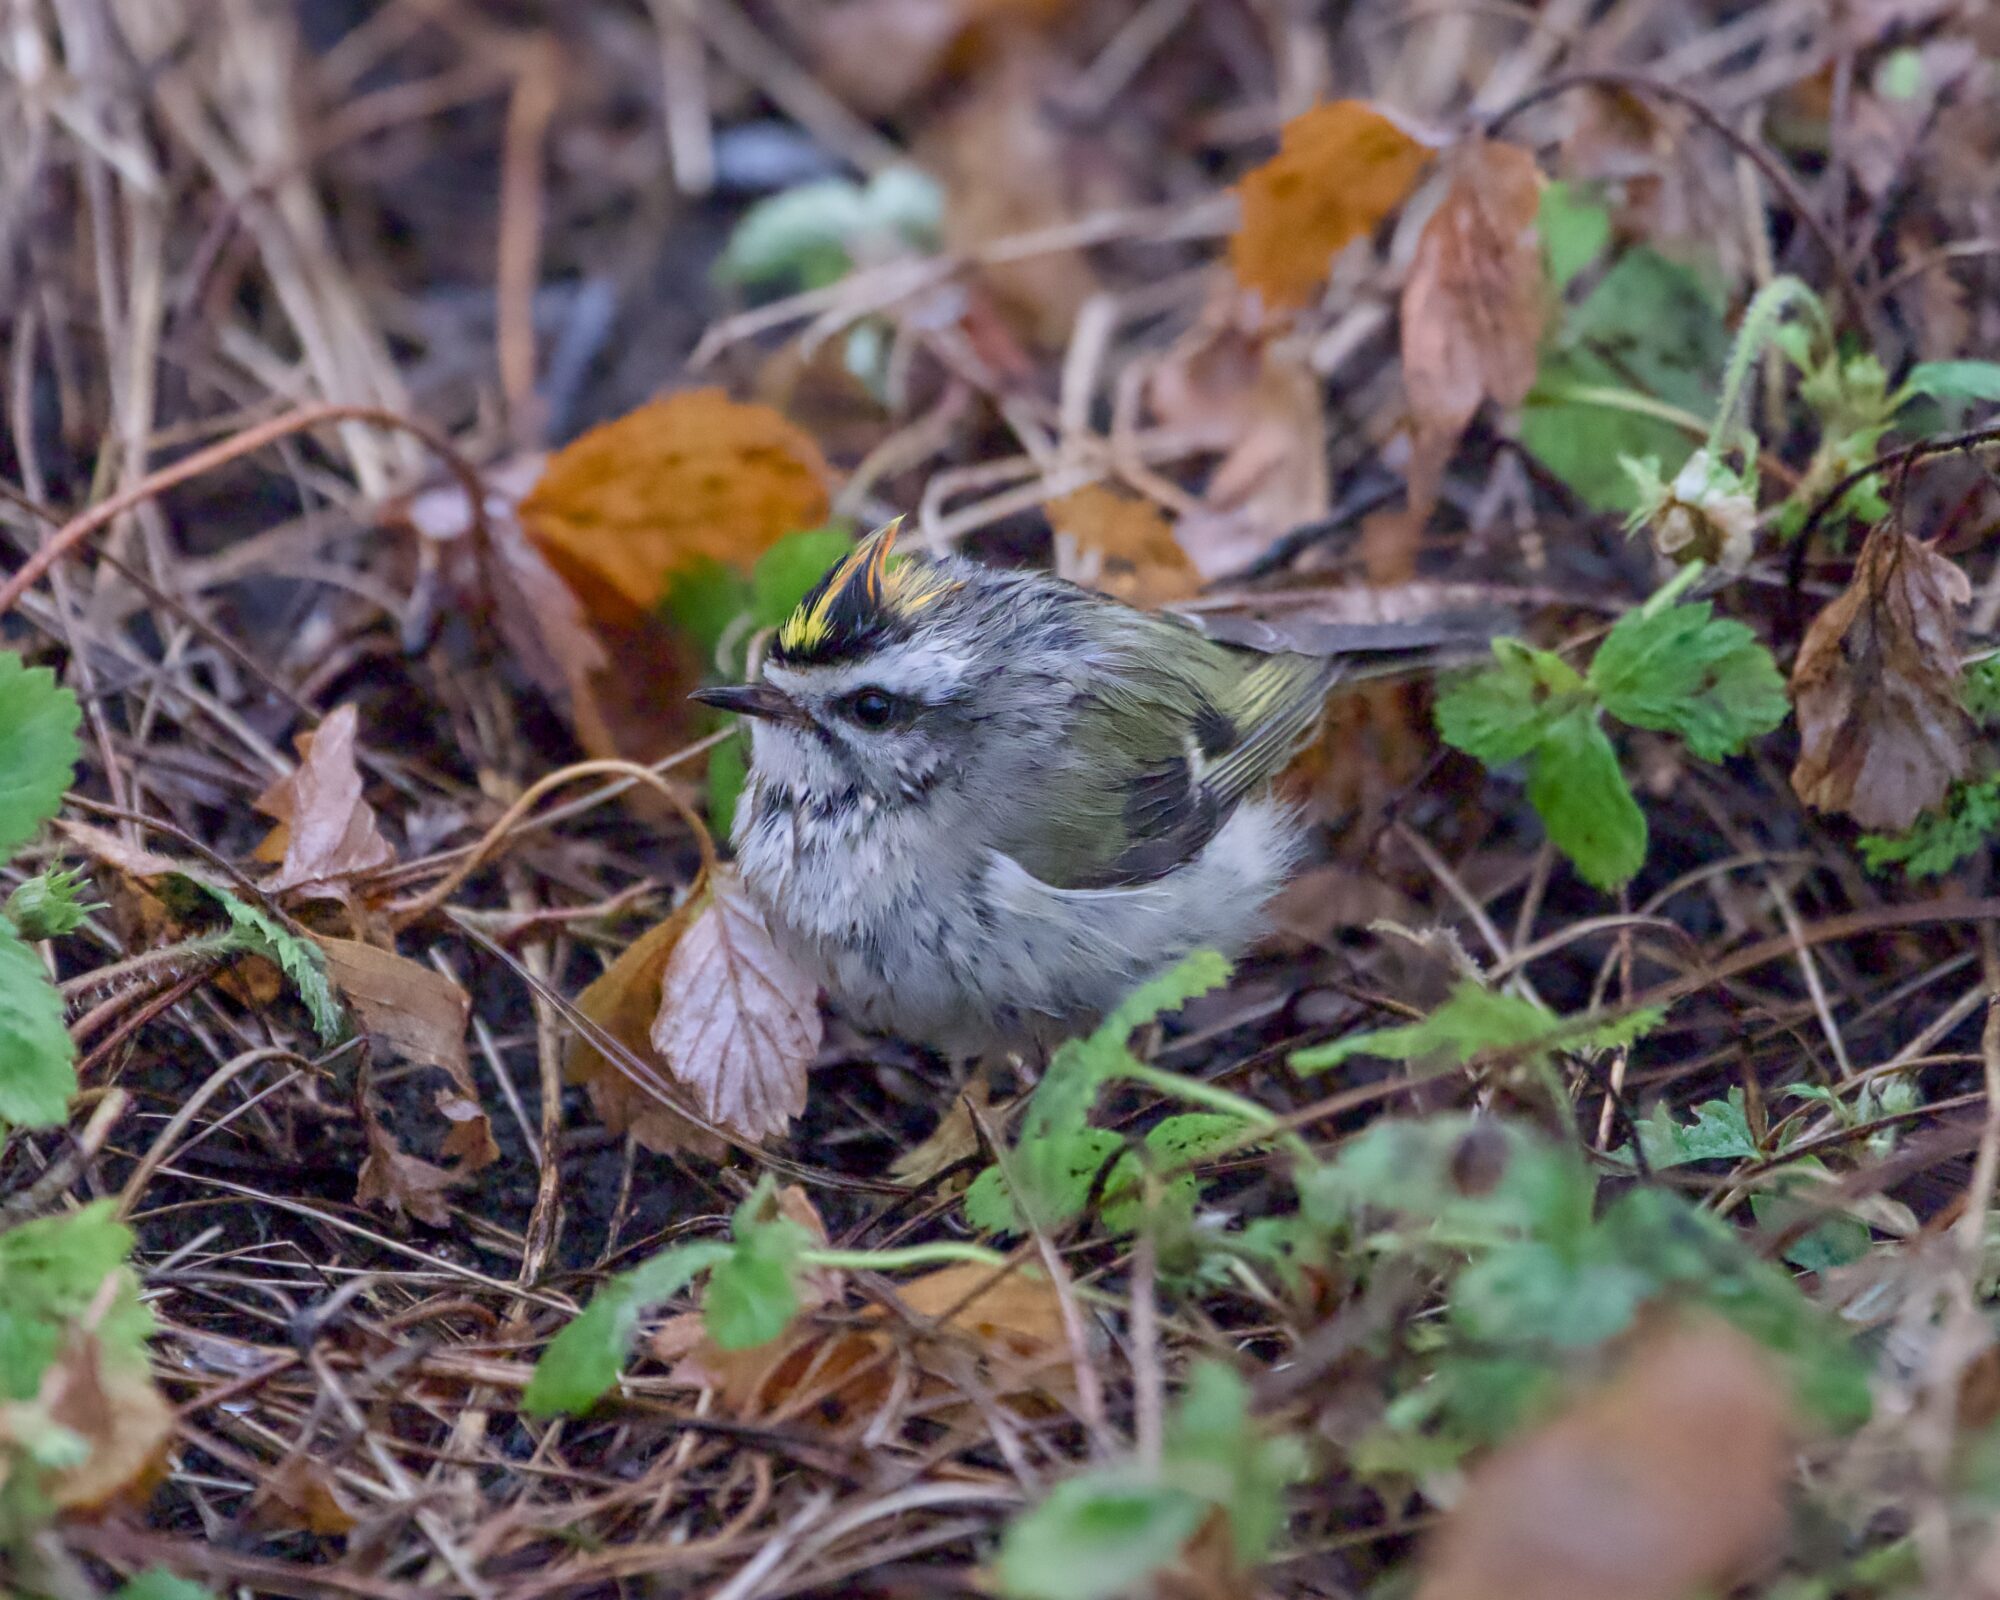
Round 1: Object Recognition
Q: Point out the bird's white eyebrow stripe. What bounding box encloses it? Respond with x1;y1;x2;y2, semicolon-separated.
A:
768;642;973;701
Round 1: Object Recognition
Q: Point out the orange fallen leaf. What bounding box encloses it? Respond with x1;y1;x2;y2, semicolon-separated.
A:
651;866;820;1143
319;937;497;1173
566;896;726;1161
1413;1313;1794;1600
254;705;396;897
1791;524;1973;831
1401;138;1546;519
519;389;832;625
671;1259;1072;1431
1047;486;1202;609
1231;100;1432;311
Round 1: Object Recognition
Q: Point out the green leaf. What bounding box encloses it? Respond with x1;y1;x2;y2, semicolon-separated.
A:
204;887;344;1043
1453;1242;1652;1348
0;652;82;860
1963;658;2000;724
523;1239;731;1415
661;557;754;671
1905;360;2000;407
1589;600;1788;760
4;863;101;940
1539;181;1611;294
0;1201;151;1402
1528;706;1646;890
1638;1089;1759;1168
995;1473;1207;1600
0;923;76;1130
1101;1113;1257;1235
1859;774;2000;881
969;953;1232;1235
1751;1188;1872;1273
1293;981;1562;1076
750;525;860;629
1523;249;1729;512
117;1572;218;1600
716;167;942;291
1435;639;1587;765
1163;1361;1308;1566
704;1192;811;1350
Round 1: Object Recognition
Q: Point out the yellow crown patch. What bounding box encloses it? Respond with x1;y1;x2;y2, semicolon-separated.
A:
774;518;957;662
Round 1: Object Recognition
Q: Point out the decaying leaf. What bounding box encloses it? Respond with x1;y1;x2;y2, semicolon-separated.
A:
1149;311;1330;577
254;705;396;896
1413;1313;1794;1600
4;1332;175;1513
566;897;726;1160
355;1106;459;1228
320;938;497;1172
247;1451;359;1536
670;1258;1072;1431
890;1078;997;1189
519;389;832;624
1401;138;1546;516
652;867;820;1142
1047;486;1201;609
1230;100;1431;311
1791;525;1974;831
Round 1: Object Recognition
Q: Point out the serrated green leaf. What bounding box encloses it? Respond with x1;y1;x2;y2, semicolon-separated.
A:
1163;1361;1308;1566
995;1473;1207;1600
0;1201;151;1402
1453;1242;1651;1348
1435;639;1587;765
1859;774;2000;881
1528;707;1646;889
523;1239;731;1415
1590;601;1787;760
1293;980;1660;1078
1639;1089;1759;1168
1905;360;2000;406
204;887;344;1043
0;924;76;1130
1101;1113;1256;1235
1099;950;1232;1044
967;1127;1123;1236
0;653;82;860
4;864;101;940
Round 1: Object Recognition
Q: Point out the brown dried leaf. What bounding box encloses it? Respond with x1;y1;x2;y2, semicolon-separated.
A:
1401;139;1546;516
254;705;396;896
1413;1314;1794;1600
1231;100;1431;311
566;898;726;1161
652;867;820;1142
671;1259;1071;1430
248;1451;359;1536
319;938;497;1174
355;1108;459;1227
519;389;832;624
1047;486;1201;609
19;1334;175;1513
890;1079;996;1189
1790;526;1973;831
1150;315;1330;577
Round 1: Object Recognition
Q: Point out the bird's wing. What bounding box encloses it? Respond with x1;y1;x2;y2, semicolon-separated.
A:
1004;636;1333;891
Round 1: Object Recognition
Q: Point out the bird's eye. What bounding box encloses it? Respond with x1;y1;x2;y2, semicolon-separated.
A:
844;687;901;728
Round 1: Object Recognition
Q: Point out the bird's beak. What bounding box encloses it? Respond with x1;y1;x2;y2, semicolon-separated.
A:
690;682;808;724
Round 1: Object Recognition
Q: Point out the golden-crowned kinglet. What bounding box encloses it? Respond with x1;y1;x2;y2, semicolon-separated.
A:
693;519;1460;1055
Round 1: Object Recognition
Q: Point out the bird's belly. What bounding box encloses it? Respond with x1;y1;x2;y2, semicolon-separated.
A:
734;785;1304;1054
